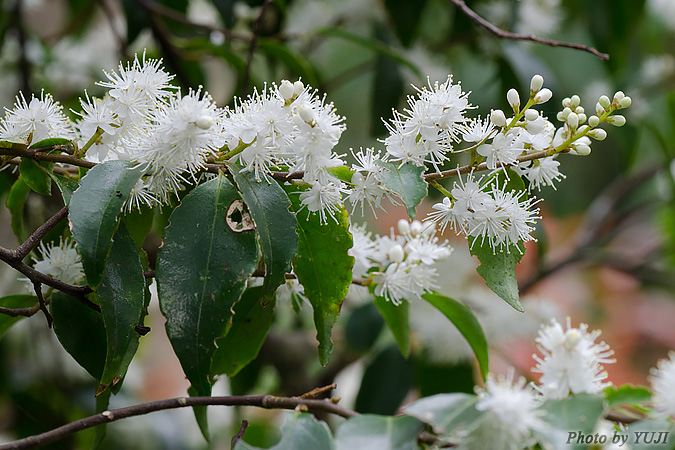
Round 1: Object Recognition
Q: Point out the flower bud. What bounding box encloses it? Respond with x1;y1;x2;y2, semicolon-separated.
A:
389;244;405;263
607;115;626;127
567;112;578;128
524;109;538;121
598;95;611;109
562;97;571;108
293;80;305;97
195;115;214;130
421;221;436;236
297;104;314;124
575;106;585;114
588;128;607;140
279;80;294;101
507;88;520;110
411;220;423;236
588;115;600;127
491;109;507;127
534;88;552;104
578;113;587;124
574;144;591;155
619;96;632;108
530;74;544;92
596;102;605;115
613;91;625;102
561;107;572;118
397;219;410;235
577;125;589;134
570;95;581;109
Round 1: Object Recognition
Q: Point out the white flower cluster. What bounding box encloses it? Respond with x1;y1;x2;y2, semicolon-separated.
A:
30;237;85;286
0;90;75;143
349;219;452;305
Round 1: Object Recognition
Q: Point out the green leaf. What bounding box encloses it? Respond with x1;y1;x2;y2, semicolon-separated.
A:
28;137;75;150
403;393;482;436
540;394;606;450
326;166;355;184
376;161;428;219
19;158;52;196
121;205;154;251
91;388;111;449
356;344;413;415
6;177;30;241
234;412;333;450
345;302;384;353
469;241;525;312
604;384;651;407
69;160;145;288
371;28;404;136
212;287;276;377
49;173;79;205
225;161;298;294
384;0;428;47
157;175;257;419
374;296;410;358
0;295;37;339
51;291;107;380
421;293;489;379
0;139;28;149
626;419;675;450
285;186;354;366
96;224;146;395
258;39;320;87
334;415;423;450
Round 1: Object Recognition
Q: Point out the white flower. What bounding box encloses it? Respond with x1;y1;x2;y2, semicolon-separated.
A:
461;368;544;450
1;90;74;143
461;116;497;143
404;233;453;265
520;156;566;191
32;238;85;286
275;278;308;312
351;147;382;173
477;128;524;169
649;351;675;417
74;92;120;161
346;172;386;216
349;224;376;278
298;180;343;224
532;318;615;399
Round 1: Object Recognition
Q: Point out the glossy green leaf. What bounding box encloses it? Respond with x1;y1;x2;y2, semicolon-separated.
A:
626;419;675;450
6;177;30;241
51;291;107;380
0;295;37;339
92;389;111;449
326;166;355;184
540;394;606;450
28;137;75;150
212;286;276;377
286;186;354;366
157;174;257;414
96;224;146;395
374;296;410;358
19;158;52;196
121;205;154;251
69;160;145;288
469;241;524;312
334;415;423;450
421;293;489;379
403;393;482;436
234;412;333;450
356;345;413;415
49;173;79;205
604;384;651;407
225;161;298;294
376;161;428;219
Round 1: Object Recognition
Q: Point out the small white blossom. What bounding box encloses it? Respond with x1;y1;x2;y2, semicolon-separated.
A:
31;238;85;286
649;352;675;417
1;91;74;143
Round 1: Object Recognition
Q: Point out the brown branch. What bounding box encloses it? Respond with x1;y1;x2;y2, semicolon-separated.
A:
12;206;69;261
242;0;275;96
300;383;336;399
449;0;609;61
0;394;357;450
231;420;249;449
0;303;41;318
31;281;52;327
0;147;95;169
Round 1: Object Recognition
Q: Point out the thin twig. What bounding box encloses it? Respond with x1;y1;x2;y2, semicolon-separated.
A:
242;0;275;96
0;394;357;450
0;303;41;318
449;0;609;61
13;207;69;261
231;420;249;449
300;383;336;399
0;147;95;168
30;281;52;327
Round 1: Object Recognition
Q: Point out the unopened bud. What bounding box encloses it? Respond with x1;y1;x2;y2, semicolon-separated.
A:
421;221;436;236
574;144;591;155
588;128;607;140
524;109;538;121
607;115;626;127
298;104;314;124
619;96;632;108
578;113;587;124
561;107;572;118
507;88;520;110
411;220;423;236
195;115;214;130
279;80;294;101
570;95;581;109
613;91;625;102
491;109;507;127
389;244;405;263
397;219;410;235
293;80;304;97
534;88;552;104
575;106;585;114
567;112;579;128
588;115;600;127
596;102;605;115
598;95;611;109
562;97;571;108
577;125;589;134
530;74;544;92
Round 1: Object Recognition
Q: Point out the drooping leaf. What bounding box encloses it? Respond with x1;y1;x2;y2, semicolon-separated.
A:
403;393;482;436
376;161;428;219
19;158;52;196
540;394;606;450
51;291;107;380
225;161;298;294
285;186;354;366
356;344;413;415
49;173;79;205
69;160;145;288
157;175;257;434
0;295;37;339
96;224;146;395
374;296;410;358
234;412;333;450
6;177;30;241
334;415;423;450
421;293;489;379
469;241;525;312
212;286;276;377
